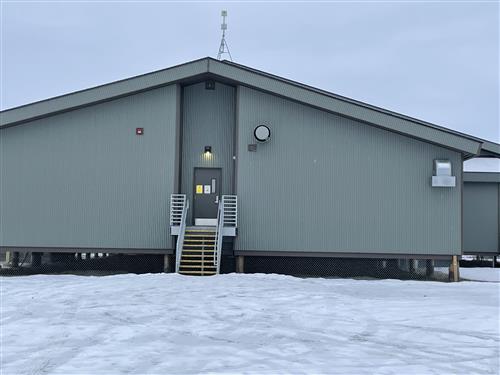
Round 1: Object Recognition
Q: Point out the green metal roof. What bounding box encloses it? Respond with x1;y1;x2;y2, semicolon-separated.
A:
1;56;498;158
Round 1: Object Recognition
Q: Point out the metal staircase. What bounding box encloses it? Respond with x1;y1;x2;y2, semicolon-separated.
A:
178;227;217;276
170;194;237;276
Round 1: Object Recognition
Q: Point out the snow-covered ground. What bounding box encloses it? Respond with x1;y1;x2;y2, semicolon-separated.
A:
2;273;499;374
452;268;500;282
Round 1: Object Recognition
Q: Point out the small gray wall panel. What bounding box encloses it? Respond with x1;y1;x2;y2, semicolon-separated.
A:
463;182;499;254
235;86;462;255
0;86;177;249
181;81;235;224
464;172;500;183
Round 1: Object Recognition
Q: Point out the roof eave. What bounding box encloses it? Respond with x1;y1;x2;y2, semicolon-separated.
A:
0;56;486;156
479;141;500;158
0;57;211;128
207;59;481;155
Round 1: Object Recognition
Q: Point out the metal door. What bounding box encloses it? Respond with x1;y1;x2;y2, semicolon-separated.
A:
193;168;222;225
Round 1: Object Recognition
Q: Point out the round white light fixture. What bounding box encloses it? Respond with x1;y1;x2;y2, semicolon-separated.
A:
254;125;271;143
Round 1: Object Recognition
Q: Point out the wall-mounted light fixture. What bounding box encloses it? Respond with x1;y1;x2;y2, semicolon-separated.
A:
432;160;456;187
205;80;215;90
203;146;213;160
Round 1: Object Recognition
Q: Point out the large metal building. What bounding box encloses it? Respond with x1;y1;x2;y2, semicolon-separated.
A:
1;57;499;277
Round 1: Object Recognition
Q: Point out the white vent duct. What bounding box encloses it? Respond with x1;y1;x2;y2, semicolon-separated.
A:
432;160;456;187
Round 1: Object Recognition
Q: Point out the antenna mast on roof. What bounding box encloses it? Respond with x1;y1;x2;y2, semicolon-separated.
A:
217;10;233;61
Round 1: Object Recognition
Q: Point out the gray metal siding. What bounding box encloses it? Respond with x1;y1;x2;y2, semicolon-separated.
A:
0;85;177;249
2;57;488;159
180;81;235;224
235;86;462;255
463;182;500;254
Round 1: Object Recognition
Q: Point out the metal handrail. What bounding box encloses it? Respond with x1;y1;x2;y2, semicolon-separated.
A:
214;200;224;274
175;199;189;273
222;195;237;228
170;194;186;227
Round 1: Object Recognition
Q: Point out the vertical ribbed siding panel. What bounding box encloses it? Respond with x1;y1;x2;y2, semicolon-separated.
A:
235;86;461;255
209;61;480;154
463;182;500;253
0;85;177;249
180;81;235;224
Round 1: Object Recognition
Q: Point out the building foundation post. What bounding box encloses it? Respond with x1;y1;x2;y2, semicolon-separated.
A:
425;259;434;277
163;254;172;273
408;259;416;274
492;256;497;268
236;256;245;273
449;255;459;282
12;252;20;268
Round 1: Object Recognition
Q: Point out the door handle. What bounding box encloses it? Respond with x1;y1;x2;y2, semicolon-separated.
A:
215;196;219;204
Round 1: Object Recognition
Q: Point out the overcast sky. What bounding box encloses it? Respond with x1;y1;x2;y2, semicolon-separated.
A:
1;1;499;170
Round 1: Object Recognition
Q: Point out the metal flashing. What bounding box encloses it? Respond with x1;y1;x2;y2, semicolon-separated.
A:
478;141;500;158
463;172;500;183
0;247;174;255
233;251;454;260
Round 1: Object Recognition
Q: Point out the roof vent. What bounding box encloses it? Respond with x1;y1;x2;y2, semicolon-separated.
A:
432;160;456;187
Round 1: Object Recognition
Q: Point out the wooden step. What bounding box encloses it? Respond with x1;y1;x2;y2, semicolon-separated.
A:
182;248;215;253
184;234;216;238
181;254;215;258
182;247;215;255
183;239;215;243
179;271;216;276
180;264;216;269
184;243;215;247
184;235;215;242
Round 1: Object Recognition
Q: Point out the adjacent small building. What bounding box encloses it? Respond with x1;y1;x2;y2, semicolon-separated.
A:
1;57;499;277
463;172;500;256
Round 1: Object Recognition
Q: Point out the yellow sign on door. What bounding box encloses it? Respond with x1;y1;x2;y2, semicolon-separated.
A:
196;185;203;194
